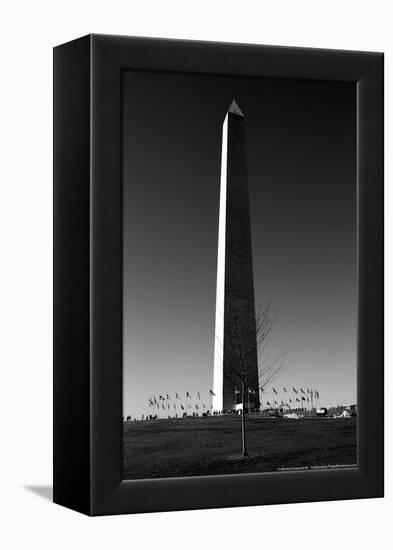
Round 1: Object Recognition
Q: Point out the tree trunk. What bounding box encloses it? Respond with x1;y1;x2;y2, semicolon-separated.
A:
241;381;248;457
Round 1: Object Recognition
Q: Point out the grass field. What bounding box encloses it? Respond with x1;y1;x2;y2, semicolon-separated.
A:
122;415;357;480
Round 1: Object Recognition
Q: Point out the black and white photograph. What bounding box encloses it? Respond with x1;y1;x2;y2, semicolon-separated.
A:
1;0;388;544
123;70;358;479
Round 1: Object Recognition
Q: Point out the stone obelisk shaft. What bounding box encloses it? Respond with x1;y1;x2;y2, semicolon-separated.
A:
213;101;259;412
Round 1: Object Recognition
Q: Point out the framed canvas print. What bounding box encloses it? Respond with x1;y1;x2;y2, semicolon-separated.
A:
53;34;383;516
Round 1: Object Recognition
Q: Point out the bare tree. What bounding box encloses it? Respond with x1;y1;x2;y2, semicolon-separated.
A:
216;301;285;457
256;303;286;392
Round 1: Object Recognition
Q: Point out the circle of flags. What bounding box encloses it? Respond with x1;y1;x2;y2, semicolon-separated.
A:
126;387;321;420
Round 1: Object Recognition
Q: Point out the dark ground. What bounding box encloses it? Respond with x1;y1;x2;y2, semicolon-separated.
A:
122;415;357;480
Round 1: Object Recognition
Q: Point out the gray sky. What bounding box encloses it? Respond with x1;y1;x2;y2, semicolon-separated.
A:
123;69;357;417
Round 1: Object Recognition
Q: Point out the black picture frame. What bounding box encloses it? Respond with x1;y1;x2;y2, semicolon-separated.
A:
53;34;384;516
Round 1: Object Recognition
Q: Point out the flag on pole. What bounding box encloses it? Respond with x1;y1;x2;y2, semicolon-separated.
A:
176;393;180;399
296;398;300;403
267;401;271;406
181;404;184;410
301;388;305;394
186;392;191;398
197;391;201;400
293;388;298;394
235;388;241;394
273;387;278;394
166;394;171;400
283;387;287;392
209;389;216;396
159;395;164;401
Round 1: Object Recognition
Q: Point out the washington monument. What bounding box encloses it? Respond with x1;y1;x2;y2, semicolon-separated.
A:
212;100;260;412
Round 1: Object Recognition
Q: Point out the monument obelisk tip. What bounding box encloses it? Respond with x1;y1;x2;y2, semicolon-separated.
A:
228;99;244;117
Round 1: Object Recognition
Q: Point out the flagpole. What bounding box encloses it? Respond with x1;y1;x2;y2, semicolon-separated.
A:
210;390;213;414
